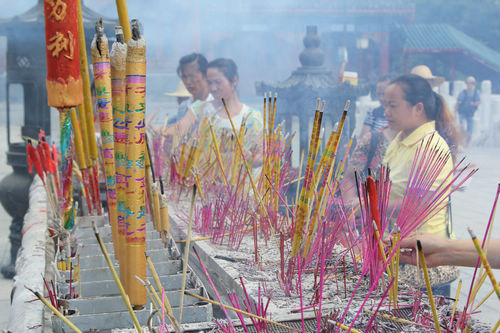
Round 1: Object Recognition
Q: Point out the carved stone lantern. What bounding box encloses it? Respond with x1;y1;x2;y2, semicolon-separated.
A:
256;25;367;165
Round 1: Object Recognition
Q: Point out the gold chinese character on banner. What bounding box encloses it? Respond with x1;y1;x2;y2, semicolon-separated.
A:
46;0;67;22
47;31;74;60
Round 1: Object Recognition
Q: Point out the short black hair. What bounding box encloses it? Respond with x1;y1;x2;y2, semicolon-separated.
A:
378;74;392;83
207;58;238;82
177;53;208;77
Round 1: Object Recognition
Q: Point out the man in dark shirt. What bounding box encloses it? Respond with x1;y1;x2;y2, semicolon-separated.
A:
359;75;390;137
455;76;481;138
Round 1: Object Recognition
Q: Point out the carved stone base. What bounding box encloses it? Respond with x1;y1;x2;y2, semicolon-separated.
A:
0;167;33;279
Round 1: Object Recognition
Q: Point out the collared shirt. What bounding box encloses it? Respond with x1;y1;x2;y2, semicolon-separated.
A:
383;121;453;238
363;105;388;131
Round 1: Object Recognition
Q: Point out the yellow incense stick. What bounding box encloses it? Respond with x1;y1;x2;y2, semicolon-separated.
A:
491;318;500;333
152;184;162;232
26;286;82;333
76;0;97;163
326;320;363;333
178;140;187;176
159;194;170;237
145;280;180;332
221;99;278;247
473;282;500;311
468;227;500;299
179;185;197;324
417;240;441;333
470;271;489;304
451;279;462;319
182;142;197;181
92;222;143;333
135;276;160;313
292;99;323;257
184;291;301;332
145;255;175;317
115;0;131;42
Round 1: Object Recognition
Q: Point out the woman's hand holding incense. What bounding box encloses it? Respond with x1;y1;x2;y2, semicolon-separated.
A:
399;231;500;269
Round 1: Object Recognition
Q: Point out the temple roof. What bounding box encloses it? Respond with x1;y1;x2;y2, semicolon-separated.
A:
401;24;500;73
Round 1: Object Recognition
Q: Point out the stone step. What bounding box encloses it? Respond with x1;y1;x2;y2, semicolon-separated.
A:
79;248;179;268
80;272;198;297
80;238;165;257
74;259;182;282
53;302;212;331
65;287;205;314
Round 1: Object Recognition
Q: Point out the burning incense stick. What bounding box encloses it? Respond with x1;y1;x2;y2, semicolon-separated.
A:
123;20;147;306
136;276;179;332
179;185;197;324
145;255;177;325
417;240;441;333
91;19;120;255
326;320;363;333
184;291;301;332
467;227;500;299
221;98;278;247
26;286;82;333
115;0;131;42
292;99;323;257
92;222;143;333
304;101;350;257
135;276;160;313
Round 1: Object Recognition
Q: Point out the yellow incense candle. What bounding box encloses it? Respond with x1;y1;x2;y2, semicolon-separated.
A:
468;227;500;299
110;26;128;262
91;21;120;258
417;240;441;333
159;193;170;237
152;183;161;232
124;20;147;306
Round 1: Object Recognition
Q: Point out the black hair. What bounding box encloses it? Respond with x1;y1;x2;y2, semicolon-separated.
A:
207;58;238;83
378;74;392;83
177;53;208;77
391;74;437;121
392;74;462;157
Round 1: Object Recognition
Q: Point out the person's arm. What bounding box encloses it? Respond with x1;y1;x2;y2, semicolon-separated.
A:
163;108;196;137
472;90;481;107
399;231;500;269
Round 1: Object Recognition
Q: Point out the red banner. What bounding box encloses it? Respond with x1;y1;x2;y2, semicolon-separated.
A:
43;0;83;108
